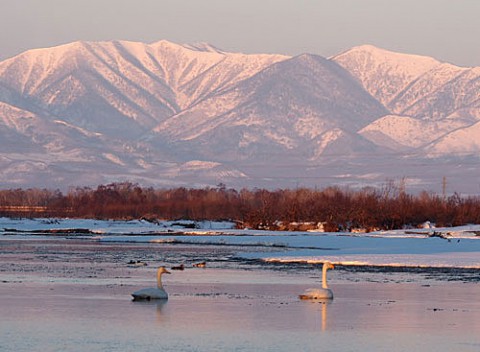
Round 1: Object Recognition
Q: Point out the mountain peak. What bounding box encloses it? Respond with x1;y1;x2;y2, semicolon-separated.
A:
149;39;190;52
2;40;87;62
149;39;223;55
333;44;442;70
182;42;225;54
332;44;446;108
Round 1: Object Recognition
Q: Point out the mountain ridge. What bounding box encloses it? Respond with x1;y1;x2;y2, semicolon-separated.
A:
1;40;479;193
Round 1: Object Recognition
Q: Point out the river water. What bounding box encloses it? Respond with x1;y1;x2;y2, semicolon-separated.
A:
1;237;480;351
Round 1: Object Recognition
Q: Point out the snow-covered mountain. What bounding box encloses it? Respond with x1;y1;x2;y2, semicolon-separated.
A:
149;54;388;162
0;40;479;193
333;45;480;157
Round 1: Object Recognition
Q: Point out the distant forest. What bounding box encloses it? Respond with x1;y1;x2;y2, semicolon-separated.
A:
1;182;480;232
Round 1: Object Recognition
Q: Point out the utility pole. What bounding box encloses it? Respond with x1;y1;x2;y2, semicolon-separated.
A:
442;176;447;199
399;177;406;195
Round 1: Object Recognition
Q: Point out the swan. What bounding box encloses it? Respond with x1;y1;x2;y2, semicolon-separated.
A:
299;262;334;300
132;266;171;301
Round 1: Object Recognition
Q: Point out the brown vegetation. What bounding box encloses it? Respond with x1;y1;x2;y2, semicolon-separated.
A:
1;182;480;231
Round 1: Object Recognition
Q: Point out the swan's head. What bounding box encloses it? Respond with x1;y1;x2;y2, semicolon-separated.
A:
158;266;171;275
324;262;334;270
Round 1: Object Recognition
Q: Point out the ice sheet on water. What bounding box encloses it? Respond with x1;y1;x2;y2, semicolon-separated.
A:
1;217;480;269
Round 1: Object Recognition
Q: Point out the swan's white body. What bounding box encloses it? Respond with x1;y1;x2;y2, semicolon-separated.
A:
132;267;171;301
299;262;334;300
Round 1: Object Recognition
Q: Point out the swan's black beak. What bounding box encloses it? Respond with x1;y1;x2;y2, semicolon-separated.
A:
165;270;171;274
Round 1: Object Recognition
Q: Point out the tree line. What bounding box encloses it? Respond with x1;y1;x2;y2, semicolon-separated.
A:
1;181;480;231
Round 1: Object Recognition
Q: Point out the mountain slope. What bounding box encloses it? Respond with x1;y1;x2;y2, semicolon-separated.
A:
150;54;388;162
424;121;480;156
358;114;473;150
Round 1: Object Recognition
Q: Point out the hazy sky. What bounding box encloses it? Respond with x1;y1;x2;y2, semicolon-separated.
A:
1;0;479;66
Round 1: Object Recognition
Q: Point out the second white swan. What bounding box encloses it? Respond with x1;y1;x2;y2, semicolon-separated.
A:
299;262;334;300
132;266;171;301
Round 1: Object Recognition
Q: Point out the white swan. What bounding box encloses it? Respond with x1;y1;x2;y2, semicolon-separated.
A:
132;266;171;301
299;262;334;300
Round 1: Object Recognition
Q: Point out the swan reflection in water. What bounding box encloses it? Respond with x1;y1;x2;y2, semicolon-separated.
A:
320;301;331;331
132;298;168;323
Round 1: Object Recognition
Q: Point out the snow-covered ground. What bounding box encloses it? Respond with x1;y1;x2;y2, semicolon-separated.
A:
1;217;480;269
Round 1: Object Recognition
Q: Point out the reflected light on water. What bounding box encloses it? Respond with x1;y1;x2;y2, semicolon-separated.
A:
2;269;480;351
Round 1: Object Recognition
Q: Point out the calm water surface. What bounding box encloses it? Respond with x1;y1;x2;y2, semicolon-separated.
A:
2;271;480;352
1;239;480;351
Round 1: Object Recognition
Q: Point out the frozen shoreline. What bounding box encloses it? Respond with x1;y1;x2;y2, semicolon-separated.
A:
2;217;480;270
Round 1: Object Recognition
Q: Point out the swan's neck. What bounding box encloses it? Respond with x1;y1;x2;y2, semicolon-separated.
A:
156;271;164;289
322;264;329;289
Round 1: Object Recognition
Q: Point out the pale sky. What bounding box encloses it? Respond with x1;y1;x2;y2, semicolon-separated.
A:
1;0;479;67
